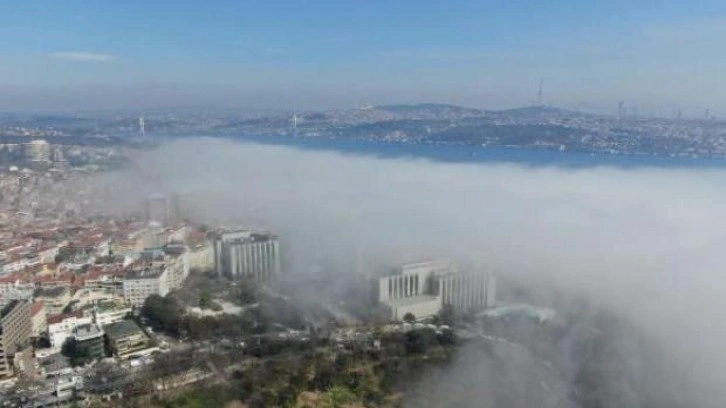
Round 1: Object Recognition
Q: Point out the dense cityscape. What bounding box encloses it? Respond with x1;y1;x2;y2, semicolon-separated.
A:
5;103;726;160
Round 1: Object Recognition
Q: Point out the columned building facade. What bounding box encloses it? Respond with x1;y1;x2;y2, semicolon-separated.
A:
214;231;280;282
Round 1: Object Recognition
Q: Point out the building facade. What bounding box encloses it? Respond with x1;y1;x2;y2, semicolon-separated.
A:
122;268;169;307
0;300;32;377
31;301;47;338
214;231;280;281
73;324;105;360
103;320;151;358
377;261;496;322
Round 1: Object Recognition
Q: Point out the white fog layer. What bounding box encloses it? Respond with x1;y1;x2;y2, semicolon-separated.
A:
102;138;726;406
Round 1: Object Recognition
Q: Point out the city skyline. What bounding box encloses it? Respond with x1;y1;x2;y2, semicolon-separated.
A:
1;1;726;114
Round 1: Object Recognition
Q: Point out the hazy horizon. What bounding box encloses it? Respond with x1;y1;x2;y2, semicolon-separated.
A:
3;1;726;116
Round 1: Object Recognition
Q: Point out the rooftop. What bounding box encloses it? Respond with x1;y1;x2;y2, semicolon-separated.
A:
75;323;104;341
38;352;70;374
31;301;44;316
34;286;69;298
125;266;165;280
103;319;145;339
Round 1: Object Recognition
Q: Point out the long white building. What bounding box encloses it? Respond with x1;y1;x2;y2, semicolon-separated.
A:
377;261;495;321
214;231;280;281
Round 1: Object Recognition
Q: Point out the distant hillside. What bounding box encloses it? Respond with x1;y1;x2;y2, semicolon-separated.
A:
375;103;483;118
494;105;581;118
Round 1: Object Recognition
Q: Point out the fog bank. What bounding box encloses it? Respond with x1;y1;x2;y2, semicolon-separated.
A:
107;138;726;406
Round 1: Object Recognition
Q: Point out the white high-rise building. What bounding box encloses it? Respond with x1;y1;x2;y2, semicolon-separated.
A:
377;261;495;321
25;140;51;163
214;231;280;281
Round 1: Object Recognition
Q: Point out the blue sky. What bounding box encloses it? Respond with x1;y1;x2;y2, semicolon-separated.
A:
2;1;726;113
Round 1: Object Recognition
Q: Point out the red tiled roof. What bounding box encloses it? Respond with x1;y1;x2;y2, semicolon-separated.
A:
46;310;84;325
31;301;44;316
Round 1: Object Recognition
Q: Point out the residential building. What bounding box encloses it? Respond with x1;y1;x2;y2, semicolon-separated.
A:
122;267;169;307
214;231;280;281
31;301;47;337
139;245;189;291
0;300;32;377
103;320;151;358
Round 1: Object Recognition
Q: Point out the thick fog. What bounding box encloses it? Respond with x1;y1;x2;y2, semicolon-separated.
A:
107;138;726;406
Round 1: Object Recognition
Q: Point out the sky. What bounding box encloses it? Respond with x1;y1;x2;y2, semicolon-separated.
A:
2;1;726;113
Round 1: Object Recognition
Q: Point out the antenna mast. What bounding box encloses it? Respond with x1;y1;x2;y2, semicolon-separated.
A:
537;78;543;106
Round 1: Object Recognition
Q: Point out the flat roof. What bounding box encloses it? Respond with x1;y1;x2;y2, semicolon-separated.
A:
34;286;69;298
75;323;104;340
103;319;145;339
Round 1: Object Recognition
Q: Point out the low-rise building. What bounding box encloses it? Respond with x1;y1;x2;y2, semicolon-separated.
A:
103;320;151;359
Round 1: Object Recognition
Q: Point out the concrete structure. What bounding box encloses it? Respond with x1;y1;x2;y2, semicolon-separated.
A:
31;301;47;338
103;320;151;358
0;300;32;377
34;287;71;316
377;261;496;322
73;323;105;360
48;313;92;349
214;231;280;281
122;267;169;307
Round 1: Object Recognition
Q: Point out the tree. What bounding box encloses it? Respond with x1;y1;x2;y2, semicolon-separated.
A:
404;328;437;355
438;304;457;326
61;338;91;367
199;290;212;309
141;294;182;335
402;312;416;324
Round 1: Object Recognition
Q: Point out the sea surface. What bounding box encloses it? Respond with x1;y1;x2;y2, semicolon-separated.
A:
231;134;726;169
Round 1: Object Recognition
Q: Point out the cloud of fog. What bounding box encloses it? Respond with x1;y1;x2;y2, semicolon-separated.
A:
106;137;726;406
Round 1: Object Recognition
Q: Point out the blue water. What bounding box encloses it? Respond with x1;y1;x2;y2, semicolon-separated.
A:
231;134;726;169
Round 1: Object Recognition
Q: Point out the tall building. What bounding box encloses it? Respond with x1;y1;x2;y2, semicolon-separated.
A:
25;139;51;163
377;261;495;322
0;300;32;377
145;194;168;225
214;231;280;281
